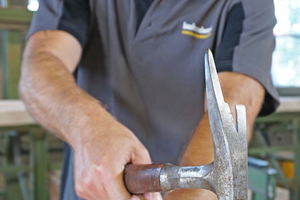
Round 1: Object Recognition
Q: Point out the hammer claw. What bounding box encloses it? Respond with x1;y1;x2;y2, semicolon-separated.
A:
205;49;248;199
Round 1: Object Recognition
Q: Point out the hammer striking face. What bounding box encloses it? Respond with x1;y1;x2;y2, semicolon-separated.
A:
124;49;248;200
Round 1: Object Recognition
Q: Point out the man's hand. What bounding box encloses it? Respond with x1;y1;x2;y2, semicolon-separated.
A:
72;115;162;200
19;30;161;200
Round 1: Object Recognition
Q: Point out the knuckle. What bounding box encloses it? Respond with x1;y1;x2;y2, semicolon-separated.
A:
75;174;93;196
140;147;150;159
132;146;151;164
93;162;112;182
94;160;109;173
75;166;108;199
75;182;86;198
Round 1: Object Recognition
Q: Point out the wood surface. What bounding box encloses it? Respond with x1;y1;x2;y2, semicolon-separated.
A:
277;97;300;113
0;100;36;127
0;97;299;128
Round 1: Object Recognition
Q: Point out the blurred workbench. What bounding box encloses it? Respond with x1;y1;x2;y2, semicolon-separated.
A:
0;100;35;127
0;97;299;200
0;100;47;200
275;97;300;113
250;96;300;200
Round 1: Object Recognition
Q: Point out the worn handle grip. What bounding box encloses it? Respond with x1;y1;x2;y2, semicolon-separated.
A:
124;164;164;194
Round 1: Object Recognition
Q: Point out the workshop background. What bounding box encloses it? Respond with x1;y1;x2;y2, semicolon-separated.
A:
0;0;299;199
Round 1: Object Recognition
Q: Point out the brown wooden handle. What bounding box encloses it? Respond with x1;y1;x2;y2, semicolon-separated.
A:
124;164;164;194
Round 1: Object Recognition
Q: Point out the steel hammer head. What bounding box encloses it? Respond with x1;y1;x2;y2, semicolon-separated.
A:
124;50;248;200
204;49;248;199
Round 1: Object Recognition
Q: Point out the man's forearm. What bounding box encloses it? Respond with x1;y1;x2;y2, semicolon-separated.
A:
20;31;161;200
19;50;113;147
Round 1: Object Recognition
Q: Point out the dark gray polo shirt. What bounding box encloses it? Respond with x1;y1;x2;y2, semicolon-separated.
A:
28;0;279;199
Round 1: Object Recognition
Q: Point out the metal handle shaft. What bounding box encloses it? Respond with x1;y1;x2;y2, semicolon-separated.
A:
124;163;215;194
124;164;164;194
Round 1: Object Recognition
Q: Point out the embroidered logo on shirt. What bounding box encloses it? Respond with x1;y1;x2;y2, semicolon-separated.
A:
181;21;212;39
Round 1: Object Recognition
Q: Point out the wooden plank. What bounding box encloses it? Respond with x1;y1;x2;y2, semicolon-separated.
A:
256;97;300;122
277;97;300;113
0;100;36;127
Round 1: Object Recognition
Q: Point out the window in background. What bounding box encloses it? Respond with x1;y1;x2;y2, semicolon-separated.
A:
272;0;300;90
27;0;38;11
0;0;7;8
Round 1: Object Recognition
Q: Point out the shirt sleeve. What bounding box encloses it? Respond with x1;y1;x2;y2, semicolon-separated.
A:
215;0;280;116
27;0;90;47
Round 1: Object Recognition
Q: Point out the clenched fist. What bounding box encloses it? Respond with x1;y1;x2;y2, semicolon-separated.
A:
70;117;162;200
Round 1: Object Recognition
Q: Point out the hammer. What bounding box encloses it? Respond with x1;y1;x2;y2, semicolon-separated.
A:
124;49;248;200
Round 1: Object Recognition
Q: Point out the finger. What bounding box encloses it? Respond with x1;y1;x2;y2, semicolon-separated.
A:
131;195;145;200
105;169;131;200
144;192;163;200
152;192;163;200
